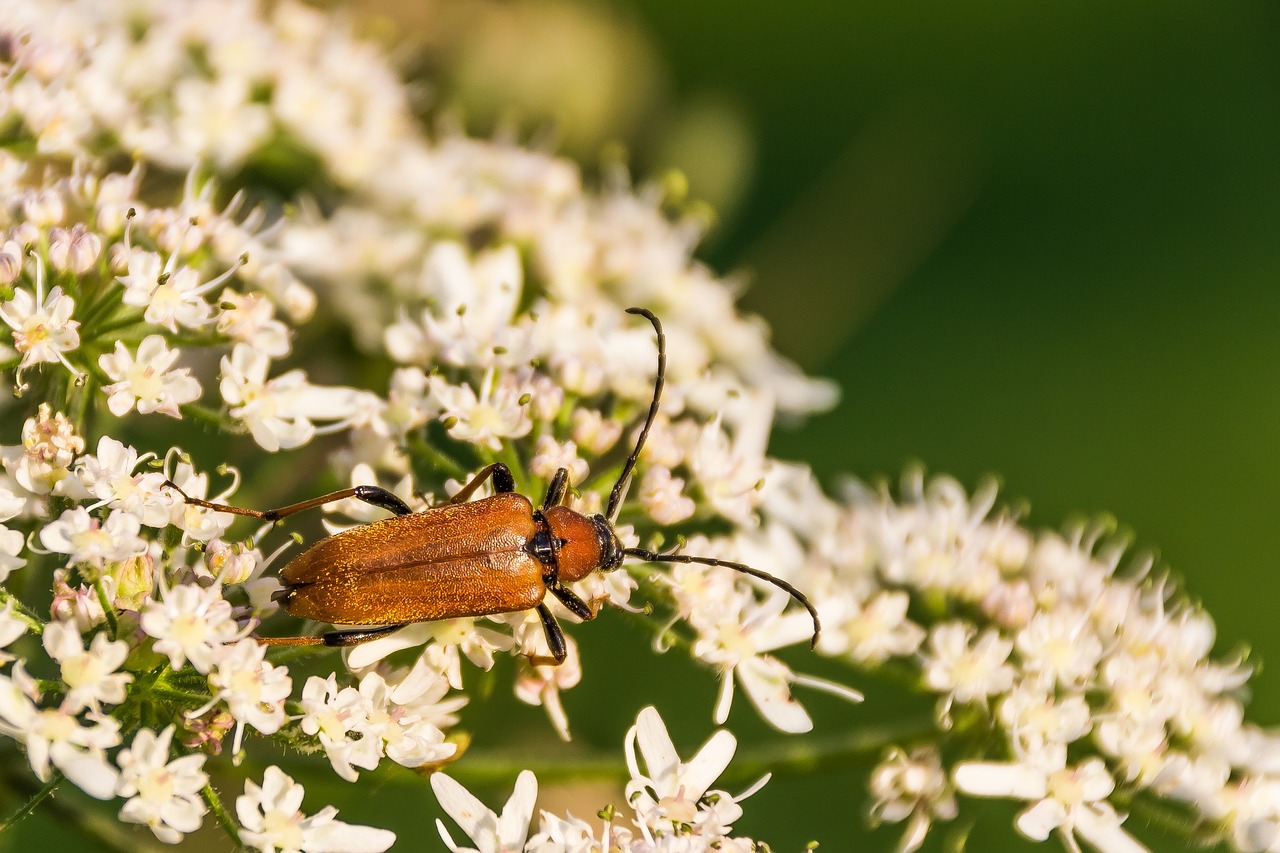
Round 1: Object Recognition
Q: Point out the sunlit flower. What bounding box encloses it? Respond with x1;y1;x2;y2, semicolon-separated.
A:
116;726;209;844
237;766;395;853
99;335;202;418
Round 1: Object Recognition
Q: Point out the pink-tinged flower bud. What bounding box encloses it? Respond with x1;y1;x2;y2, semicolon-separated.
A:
48;224;103;274
0;241;22;285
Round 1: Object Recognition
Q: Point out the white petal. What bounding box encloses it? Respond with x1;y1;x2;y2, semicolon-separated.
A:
634;706;680;784
430;772;493;838
953;761;1048;799
497;770;537;847
57;750;120;800
713;670;735;724
301;820;397;853
1075;806;1152;853
737;656;812;734
1015;799;1065;841
681;730;738;799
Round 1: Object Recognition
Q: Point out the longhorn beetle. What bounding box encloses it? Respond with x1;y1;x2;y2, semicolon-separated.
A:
166;307;820;663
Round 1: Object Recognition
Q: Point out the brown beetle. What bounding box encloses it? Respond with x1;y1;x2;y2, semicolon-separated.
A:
167;308;819;663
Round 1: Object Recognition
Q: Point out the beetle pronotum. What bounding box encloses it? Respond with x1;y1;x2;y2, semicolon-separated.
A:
167;308;820;663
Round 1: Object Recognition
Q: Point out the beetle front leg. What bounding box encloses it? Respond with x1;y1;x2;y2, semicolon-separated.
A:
446;462;516;505
541;468;570;510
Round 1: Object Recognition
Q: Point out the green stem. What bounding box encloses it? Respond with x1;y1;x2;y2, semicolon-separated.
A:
94;580;118;641
0;772;61;832
148;683;215;708
0;587;44;633
202;782;243;849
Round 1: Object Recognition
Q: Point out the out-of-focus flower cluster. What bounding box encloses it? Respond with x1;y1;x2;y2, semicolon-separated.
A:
0;1;1274;851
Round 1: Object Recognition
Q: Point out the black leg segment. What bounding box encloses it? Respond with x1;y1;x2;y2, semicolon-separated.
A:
353;485;413;516
535;603;568;663
542;468;569;510
548;584;595;621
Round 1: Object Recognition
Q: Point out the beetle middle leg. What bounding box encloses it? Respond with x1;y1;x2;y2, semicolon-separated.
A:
445;462;516;504
164;482;413;520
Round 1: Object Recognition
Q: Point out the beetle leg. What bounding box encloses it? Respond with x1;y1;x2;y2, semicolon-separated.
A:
163;481;412;521
548;584;596;621
531;603;568;665
446;462;515;504
541;468;570;510
256;624;407;647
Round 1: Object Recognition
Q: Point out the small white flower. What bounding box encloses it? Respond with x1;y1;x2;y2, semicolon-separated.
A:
204;638;292;754
0;665;120;799
47;224;102;274
116;726;209;844
683;573;859;733
0;259;82;381
298;674;379;783
220;344;371;451
40;506;147;570
5;403;84;495
514;633;582;743
237;765;395;853
430;368;532;451
76;436;174;527
637;465;695;525
625;705;749;836
117;241;242;333
431;768;538;853
358;669;457;770
954;745;1150;853
140;583;249;674
529;435;589;485
868;746;957;853
42;621;131;712
818;590;926;665
99;335;202;418
216;289;291;356
922;622;1016;707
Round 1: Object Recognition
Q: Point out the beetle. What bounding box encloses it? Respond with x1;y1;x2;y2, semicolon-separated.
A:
166;307;820;663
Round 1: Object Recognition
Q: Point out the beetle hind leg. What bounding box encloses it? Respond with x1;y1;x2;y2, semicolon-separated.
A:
256;624;407;648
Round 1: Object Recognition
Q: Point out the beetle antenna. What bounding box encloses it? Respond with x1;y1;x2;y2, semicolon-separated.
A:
624;547;821;648
606;307;665;523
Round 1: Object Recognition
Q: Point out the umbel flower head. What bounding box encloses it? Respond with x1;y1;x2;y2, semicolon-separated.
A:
0;2;1273;852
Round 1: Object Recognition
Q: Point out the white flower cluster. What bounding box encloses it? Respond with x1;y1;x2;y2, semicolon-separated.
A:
433;705;777;853
0;1;1274;852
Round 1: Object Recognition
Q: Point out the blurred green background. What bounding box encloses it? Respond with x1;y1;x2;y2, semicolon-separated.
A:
401;1;1280;850
10;1;1280;850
